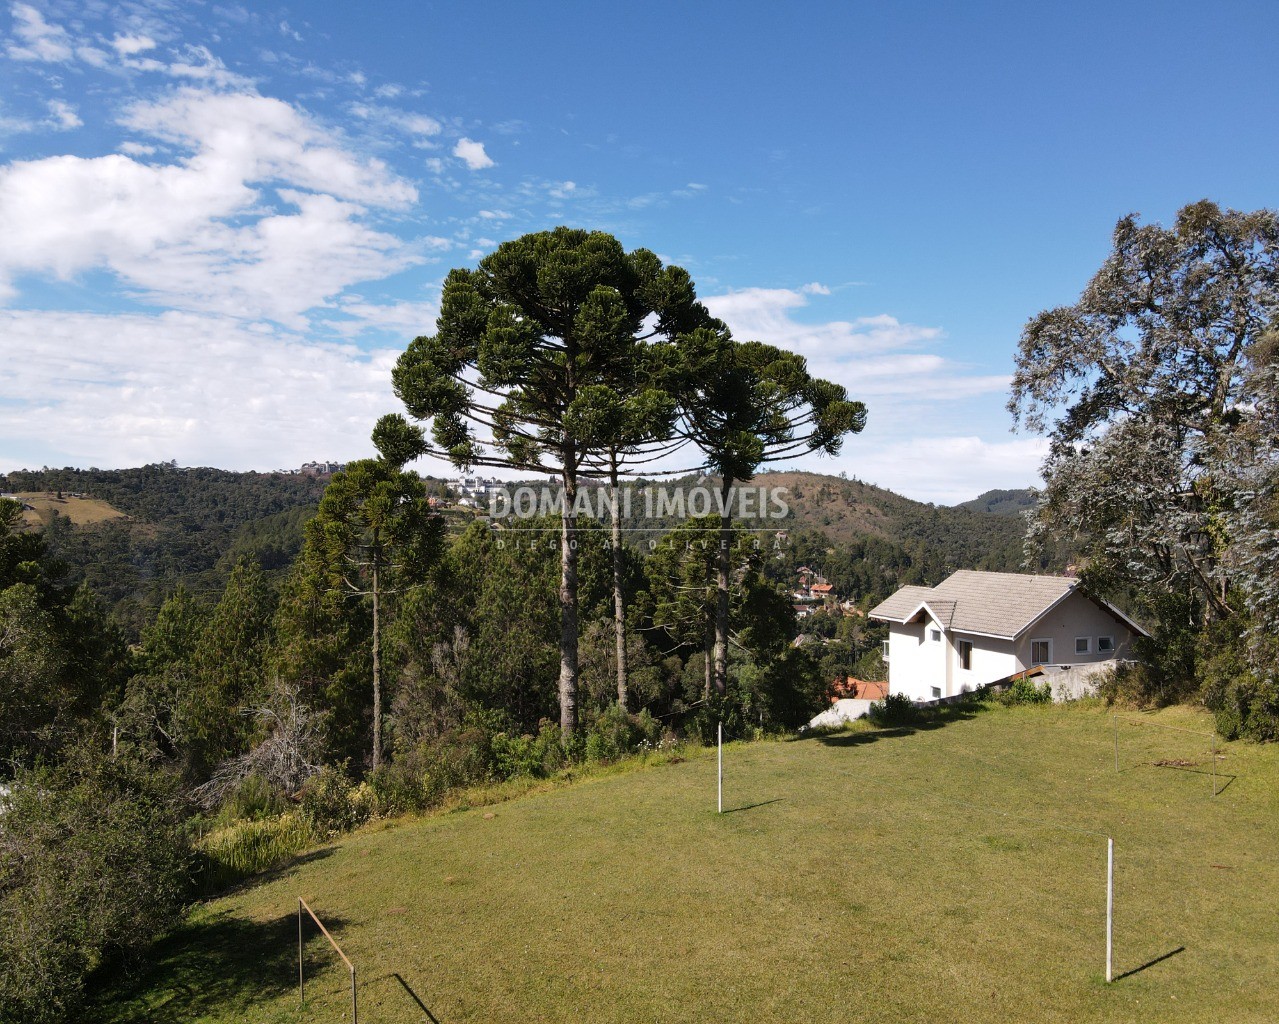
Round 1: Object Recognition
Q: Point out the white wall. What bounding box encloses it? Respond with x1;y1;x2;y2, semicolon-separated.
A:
887;617;949;702
951;633;1018;693
1014;592;1138;667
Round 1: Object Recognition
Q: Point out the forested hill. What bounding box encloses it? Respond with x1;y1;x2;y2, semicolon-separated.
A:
955;487;1039;517
1;464;1042;631
750;472;1041;599
0;464;331;630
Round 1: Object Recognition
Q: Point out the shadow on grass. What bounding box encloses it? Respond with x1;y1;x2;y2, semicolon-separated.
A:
89;906;349;1023
1124;762;1238;796
804;698;991;749
721;797;783;814
389;972;444;1022
1114;945;1186;982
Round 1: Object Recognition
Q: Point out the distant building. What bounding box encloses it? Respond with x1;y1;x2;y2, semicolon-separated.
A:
447;476;504;500
299;461;346;476
870;570;1147;703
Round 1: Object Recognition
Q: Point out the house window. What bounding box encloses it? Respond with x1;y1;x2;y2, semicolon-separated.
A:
929;629;941;642
882;639;890;660
957;639;973;671
1075;637;1091;655
1030;639;1052;665
1098;636;1115;653
931;686;942;699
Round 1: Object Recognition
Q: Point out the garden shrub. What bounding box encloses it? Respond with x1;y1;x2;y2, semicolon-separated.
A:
869;692;919;726
1002;676;1053;705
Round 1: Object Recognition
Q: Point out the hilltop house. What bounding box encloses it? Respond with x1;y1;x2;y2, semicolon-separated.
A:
869;570;1147;703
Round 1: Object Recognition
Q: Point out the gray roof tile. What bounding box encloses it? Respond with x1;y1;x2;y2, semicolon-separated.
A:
869;570;1078;639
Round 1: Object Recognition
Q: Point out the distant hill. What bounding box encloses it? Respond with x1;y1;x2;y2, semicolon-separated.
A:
956;487;1039;517
2;464;1053;629
0;465;331;630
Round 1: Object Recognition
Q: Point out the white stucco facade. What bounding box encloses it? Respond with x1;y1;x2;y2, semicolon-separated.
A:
875;573;1145;704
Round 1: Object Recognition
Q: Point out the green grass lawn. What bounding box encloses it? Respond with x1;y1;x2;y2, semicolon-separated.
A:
95;701;1279;1023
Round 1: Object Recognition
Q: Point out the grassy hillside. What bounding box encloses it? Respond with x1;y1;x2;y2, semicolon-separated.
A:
94;701;1278;1023
14;491;128;529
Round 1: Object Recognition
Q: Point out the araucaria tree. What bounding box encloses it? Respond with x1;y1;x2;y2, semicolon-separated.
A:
392;228;718;737
306;416;443;768
1009;200;1279;731
677;330;866;695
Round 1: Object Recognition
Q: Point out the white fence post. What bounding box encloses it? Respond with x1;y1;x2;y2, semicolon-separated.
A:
1106;837;1114;983
717;721;723;814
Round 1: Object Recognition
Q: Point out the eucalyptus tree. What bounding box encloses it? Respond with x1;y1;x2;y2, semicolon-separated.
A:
391;228;717;737
306;417;443;769
676;329;867;694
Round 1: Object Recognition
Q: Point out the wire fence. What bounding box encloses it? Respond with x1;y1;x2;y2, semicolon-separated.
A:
1111;713;1221;796
298;897;358;1023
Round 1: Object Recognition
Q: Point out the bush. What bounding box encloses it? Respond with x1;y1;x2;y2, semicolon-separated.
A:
214;772;289;824
869;692;919;726
0;755;190;1024
1002;676;1053;705
298;764;368;837
584;704;661;763
367;755;447;815
491;720;568;779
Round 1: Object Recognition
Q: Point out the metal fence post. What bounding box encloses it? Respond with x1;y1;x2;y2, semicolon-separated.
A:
351;964;358;1024
1113;715;1118;773
1211;732;1217;797
298;899;304;1005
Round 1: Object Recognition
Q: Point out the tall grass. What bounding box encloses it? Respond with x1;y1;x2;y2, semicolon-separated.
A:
195;812;315;893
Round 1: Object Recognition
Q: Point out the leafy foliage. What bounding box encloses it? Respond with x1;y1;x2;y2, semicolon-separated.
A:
1010;201;1279;725
0;753;189;1024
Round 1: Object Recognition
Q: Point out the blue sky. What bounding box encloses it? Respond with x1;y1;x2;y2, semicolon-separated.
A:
1;1;1275;502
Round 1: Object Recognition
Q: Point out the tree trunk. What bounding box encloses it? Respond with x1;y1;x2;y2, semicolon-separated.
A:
559;452;580;739
371;553;382;771
609;454;628;709
704;603;714;697
712;477;734;696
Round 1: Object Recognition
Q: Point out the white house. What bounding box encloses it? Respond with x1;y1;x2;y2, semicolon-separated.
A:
869;570;1148;703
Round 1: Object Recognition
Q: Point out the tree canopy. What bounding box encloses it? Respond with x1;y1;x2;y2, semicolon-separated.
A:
1010;200;1279;732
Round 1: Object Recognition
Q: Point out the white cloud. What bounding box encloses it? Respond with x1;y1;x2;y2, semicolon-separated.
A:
326;296;440;339
453;137;494;170
815;435;1047;505
0;309;408;471
477;209;510;220
349;102;441;142
0;88;420;321
799;281;830;295
703;287;1010;404
162;44;255;88
45;99;80;130
700;285;1030;501
6;3;73;62
549;180;576;199
111;33;156;56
